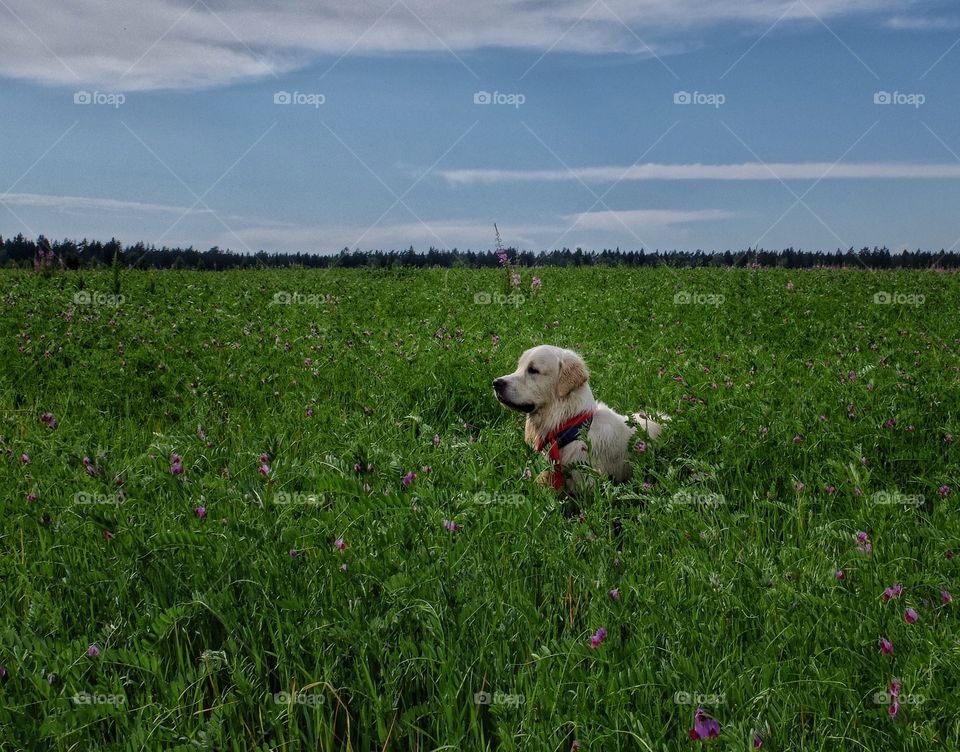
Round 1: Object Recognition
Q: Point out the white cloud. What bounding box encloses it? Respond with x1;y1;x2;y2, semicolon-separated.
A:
565;208;737;230
885;15;960;30
0;0;905;90
0;192;212;215
440;162;960;184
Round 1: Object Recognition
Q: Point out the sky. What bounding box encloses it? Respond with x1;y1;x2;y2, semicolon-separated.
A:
1;0;960;254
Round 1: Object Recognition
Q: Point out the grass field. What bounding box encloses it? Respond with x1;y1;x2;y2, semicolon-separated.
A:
1;265;958;751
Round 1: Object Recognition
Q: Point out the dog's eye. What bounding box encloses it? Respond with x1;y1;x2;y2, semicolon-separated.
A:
527;366;539;375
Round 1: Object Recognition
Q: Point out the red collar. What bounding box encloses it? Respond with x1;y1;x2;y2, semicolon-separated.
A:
535;411;594;490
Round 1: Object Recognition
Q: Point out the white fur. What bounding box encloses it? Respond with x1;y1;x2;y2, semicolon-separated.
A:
493;345;667;493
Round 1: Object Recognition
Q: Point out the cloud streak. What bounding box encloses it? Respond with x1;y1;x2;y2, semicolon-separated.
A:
0;0;907;90
440;162;960;184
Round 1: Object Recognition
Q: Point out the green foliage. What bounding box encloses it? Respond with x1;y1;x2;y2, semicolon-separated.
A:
0;267;958;750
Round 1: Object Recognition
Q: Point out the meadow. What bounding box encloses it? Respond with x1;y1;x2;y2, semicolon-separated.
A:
1;265;958;751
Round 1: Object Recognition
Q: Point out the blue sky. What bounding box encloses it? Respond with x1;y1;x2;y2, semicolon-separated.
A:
2;0;960;253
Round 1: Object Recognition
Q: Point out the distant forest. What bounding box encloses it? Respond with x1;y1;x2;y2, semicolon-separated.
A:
3;232;959;271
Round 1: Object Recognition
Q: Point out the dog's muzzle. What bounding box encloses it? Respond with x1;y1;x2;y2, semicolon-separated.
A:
493;378;535;413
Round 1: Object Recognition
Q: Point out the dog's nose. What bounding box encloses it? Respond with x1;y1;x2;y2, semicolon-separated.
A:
493;378;506;392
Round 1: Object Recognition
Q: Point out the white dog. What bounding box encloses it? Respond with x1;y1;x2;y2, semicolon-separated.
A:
493;345;666;493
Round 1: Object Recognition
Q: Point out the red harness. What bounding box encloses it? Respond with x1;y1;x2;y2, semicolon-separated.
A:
535;411;594;490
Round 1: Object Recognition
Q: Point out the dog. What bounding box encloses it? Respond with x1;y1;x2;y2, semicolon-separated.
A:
493;345;666;493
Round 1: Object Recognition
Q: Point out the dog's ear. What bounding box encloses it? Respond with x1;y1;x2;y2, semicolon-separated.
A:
557;352;589;397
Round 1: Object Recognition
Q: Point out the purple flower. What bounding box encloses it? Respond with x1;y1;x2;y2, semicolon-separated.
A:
87;644;100;657
491;334;500;346
882;583;903;602
825;484;836;495
589;627;607;649
194;506;207;520
835;570;845;580
170;461;184;476
795;482;805;492
531;276;542;289
608;588;620;601
259;464;270;476
786;280;794;290
26;493;37;503
421;465;432;474
635;441;647;454
0;666;6;679
856;531;869;544
938;485;951;496
793;435;802;444
288;548;297;557
510;272;521;286
443;519;460;532
523;468;532;479
260;453;270;463
753;732;763;748
102;530;114;539
880;637;894;655
689;707;721;740
571;741;581;752
904;608;918;624
432;434;441;446
402;471;416;486
334;537;346;551
942;590;953;604
20;453;29;464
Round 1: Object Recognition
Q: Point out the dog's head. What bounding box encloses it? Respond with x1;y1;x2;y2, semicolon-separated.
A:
492;345;590;414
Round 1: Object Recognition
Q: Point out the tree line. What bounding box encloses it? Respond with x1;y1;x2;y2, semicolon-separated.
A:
3;233;958;271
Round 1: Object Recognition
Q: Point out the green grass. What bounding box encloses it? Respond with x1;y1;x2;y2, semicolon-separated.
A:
1;266;958;751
